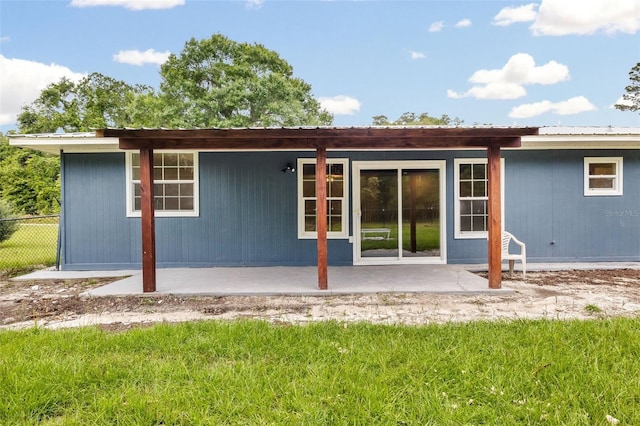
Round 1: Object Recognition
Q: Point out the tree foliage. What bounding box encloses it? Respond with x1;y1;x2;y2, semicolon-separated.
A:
0;199;18;243
372;112;463;126
158;34;332;127
615;62;640;113
0;134;60;215
17;73;156;133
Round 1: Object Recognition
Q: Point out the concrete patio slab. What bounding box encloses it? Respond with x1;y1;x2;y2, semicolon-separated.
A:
78;265;506;297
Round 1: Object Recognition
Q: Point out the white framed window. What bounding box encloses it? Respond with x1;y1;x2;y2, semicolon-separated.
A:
297;158;349;239
584;157;623;196
126;151;199;217
454;158;504;239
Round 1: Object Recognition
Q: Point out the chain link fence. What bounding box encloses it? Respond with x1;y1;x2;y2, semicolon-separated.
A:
0;215;59;274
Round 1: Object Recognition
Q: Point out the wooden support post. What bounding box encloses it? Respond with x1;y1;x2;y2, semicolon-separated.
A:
316;146;328;290
487;145;502;289
139;148;157;293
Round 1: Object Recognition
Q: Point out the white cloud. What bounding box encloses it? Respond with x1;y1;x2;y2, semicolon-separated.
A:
410;51;426;60
70;0;184;10
447;53;569;100
455;19;472;28
0;55;85;127
509;96;597;118
493;3;538;26
318;95;361;115
113;48;170;66
531;0;640;36
245;0;263;10
611;95;634;108
0;36;10;43
429;21;444;32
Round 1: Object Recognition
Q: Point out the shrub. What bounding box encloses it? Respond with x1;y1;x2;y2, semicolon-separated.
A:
0;199;18;243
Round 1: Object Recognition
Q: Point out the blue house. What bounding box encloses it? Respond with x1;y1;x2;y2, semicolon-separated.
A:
10;126;639;289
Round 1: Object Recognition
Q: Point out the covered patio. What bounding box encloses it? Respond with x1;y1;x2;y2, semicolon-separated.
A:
100;126;539;292
77;264;508;296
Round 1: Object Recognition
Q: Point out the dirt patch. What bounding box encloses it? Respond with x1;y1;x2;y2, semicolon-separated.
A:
1;269;639;331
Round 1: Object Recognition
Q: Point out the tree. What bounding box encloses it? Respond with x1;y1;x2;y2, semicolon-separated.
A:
0;199;18;243
17;72;156;133
158;34;332;127
372;112;463;126
0;134;60;215
615;62;640;113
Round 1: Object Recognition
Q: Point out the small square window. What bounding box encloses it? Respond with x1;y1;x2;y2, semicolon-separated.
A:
584;158;623;196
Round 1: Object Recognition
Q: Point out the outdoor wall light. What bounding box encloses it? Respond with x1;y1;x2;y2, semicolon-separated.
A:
281;163;296;174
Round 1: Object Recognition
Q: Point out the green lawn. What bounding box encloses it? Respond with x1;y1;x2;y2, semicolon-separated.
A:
362;220;440;252
0;222;58;273
2;318;639;425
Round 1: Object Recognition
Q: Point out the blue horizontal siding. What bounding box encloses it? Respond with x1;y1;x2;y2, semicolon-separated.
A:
60;149;639;270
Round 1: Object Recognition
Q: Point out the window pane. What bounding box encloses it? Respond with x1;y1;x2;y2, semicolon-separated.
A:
164;153;178;167
303;181;315;197
134;197;141;210
153;153;162;166
329;179;343;197
154;184;164;196
180;183;193;197
473;181;486;197
305;200;316;215
165;184;179;196
459;164;472;180
180;197;193;210
460;215;471;231
164;167;178;180
165;197;179;210
305;216;316;232
460;200;471;215
131;153;140;167
472;216;486;231
590;177;615;189
303;164;315;179
472;200;487;215
134;183;141;197
472;164;486;180
179;153;193;166
153;168;162;180
329;199;342;215
154;198;163;210
179;167;194;180
589;163;615;176
460;181;472;197
132;166;140;180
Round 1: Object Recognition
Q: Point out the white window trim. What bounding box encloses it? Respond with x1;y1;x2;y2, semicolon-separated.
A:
454;158;505;239
125;151;200;218
297;158;349;239
584;157;623;196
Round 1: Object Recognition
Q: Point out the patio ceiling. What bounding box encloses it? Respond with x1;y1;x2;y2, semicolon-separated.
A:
100;126;539;150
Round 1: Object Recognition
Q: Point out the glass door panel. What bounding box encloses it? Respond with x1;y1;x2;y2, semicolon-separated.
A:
359;170;399;258
401;170;440;258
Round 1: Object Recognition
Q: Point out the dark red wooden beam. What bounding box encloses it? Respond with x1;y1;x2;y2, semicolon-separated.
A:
487;145;502;289
139;148;156;293
316;146;328;290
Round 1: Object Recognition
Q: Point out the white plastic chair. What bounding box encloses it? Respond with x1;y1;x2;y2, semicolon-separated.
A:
502;231;526;278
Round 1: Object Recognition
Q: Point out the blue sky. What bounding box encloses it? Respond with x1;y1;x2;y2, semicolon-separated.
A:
1;0;639;133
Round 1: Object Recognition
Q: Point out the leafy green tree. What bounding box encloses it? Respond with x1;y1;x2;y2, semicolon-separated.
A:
0;199;18;243
17;72;156;133
0;134;60;215
615;62;640;113
159;34;332;127
372;112;463;126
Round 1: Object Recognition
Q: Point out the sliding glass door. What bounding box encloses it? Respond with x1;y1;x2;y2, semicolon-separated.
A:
354;161;446;264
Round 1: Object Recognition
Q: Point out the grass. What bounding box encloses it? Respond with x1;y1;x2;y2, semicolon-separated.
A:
362;220;440;252
0;222;58;274
1;318;639;425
